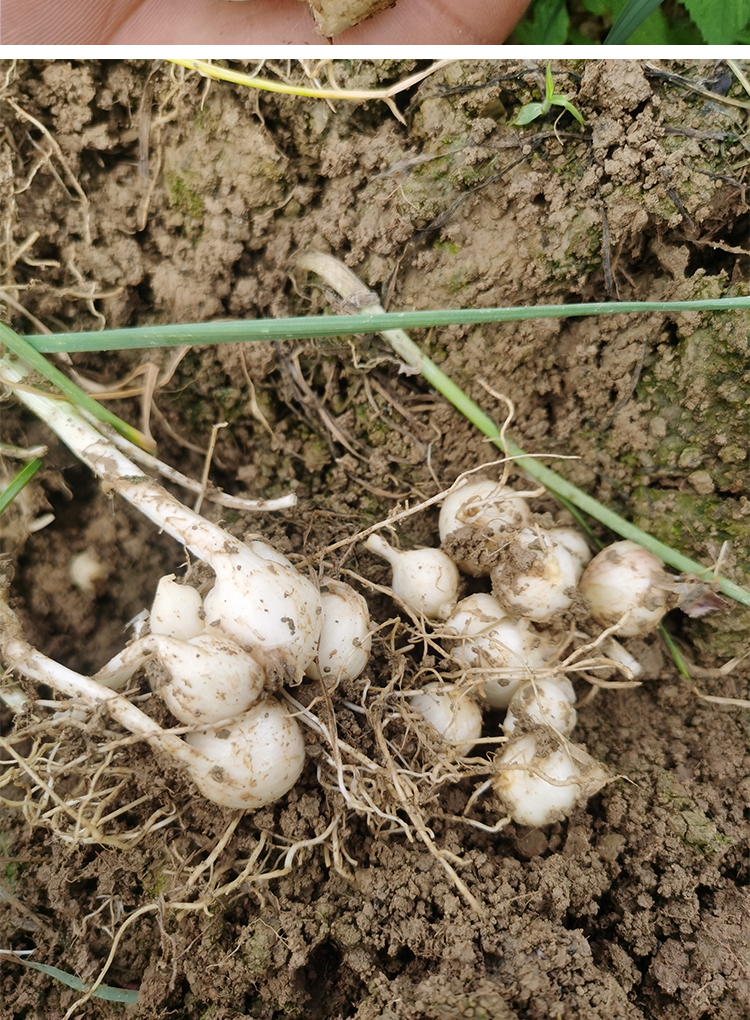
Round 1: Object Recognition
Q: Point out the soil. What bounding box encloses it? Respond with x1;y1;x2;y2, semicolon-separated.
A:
1;59;750;1020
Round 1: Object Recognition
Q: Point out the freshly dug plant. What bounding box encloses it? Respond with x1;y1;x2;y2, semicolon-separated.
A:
365;532;459;620
579;539;676;637
493;731;609;827
220;0;394;35
0;355;321;810
304;0;395;34
408;682;483;757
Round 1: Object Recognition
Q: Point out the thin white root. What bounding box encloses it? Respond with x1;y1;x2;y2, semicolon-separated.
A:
0;598;218;781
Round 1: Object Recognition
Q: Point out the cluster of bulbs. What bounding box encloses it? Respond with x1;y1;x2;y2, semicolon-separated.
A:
107;474;680;827
96;536;370;811
365;476;682;827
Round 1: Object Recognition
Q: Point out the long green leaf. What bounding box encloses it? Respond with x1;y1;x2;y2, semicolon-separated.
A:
0;323;153;451
604;0;665;42
0;457;44;516
19;295;750;354
7;954;139;1004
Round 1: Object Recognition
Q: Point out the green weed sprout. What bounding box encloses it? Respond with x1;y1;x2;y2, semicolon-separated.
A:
513;63;584;128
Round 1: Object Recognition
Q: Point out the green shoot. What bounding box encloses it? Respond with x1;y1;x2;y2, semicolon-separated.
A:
0;457;44;517
21;295;750;355
0;323;154;452
658;624;692;680
167;59;453;127
3;953;139;1004
513;63;584;127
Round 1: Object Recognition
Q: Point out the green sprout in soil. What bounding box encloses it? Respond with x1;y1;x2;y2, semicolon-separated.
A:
166;59;453;126
512;62;584;127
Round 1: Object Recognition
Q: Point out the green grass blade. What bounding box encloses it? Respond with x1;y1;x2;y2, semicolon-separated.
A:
604;0;665;42
658;623;692;679
0;323;154;452
19;294;750;354
7;955;139;1003
0;457;44;516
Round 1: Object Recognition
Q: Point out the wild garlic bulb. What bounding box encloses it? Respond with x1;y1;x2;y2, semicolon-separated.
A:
150;574;204;641
364;533;459;620
306;579;372;682
548;527;592;581
442;593;556;709
493;732;609;827
439;477;531;575
147;632;267;725
185;698;306;810
502;675;577;737
92;630;267;724
491;528;579;623
409;682;482;756
578;540;674;637
202;537;323;680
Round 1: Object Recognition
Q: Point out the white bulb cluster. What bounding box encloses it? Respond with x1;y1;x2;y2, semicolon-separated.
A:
110;538;374;810
361;474;685;827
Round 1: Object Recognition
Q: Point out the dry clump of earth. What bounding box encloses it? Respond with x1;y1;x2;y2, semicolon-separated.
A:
1;59;750;1020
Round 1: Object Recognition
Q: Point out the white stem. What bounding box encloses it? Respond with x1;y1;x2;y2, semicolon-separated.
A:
99;421;296;513
364;532;399;566
0;599;212;775
0;356;259;561
92;635;160;690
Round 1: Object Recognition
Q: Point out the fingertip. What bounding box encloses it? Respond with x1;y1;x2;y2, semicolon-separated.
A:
335;0;531;44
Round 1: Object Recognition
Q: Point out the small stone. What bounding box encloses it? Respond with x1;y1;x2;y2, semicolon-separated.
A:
718;444;747;465
649;416;667;439
678;445;703;470
687;470;714;495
